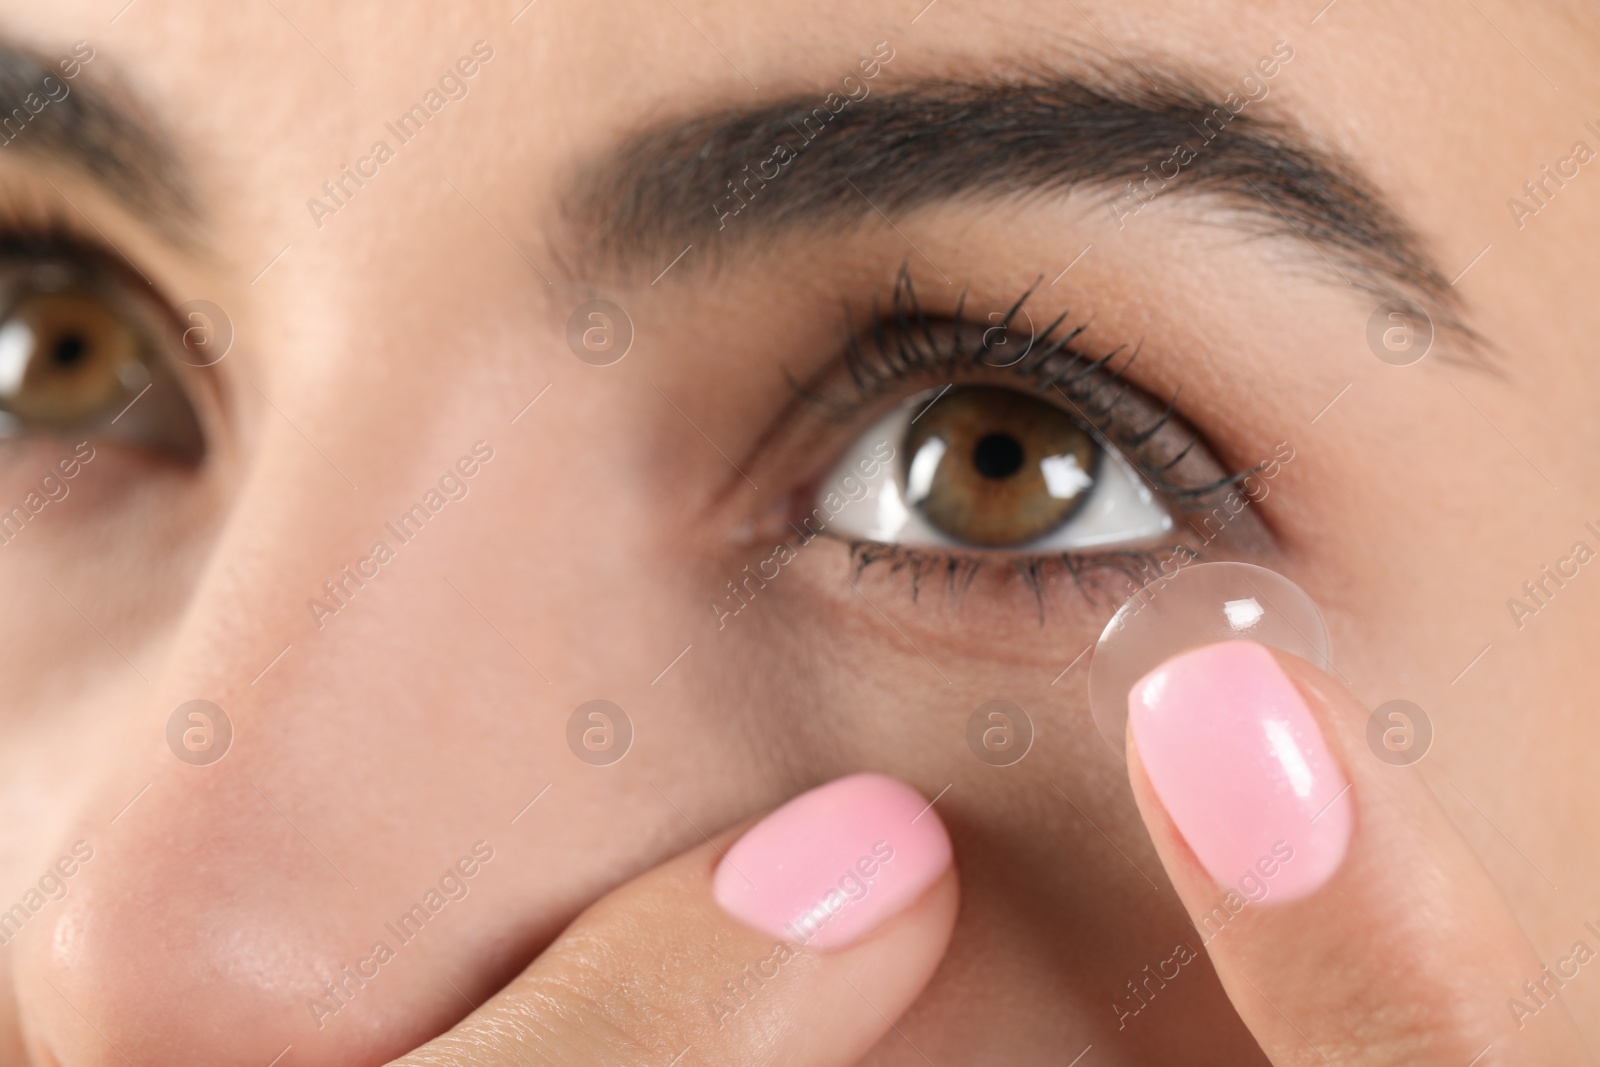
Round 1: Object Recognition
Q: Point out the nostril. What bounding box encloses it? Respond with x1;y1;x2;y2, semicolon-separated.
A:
10;785;519;1067
1;839;97;954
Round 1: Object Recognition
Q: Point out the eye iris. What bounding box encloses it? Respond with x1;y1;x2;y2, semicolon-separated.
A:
0;289;139;424
903;385;1100;547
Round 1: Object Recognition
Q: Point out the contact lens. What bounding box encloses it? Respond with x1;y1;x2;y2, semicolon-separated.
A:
1086;562;1331;753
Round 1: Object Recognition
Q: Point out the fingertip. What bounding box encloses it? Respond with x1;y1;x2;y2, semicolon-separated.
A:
712;773;955;951
1125;639;1352;904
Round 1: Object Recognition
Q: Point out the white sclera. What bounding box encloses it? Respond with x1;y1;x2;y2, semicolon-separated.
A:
1086;561;1331;754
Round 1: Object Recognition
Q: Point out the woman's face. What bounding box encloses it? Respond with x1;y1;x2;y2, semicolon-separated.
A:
0;0;1595;1063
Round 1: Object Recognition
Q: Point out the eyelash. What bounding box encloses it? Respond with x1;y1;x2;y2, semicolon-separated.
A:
0;215;157;299
790;265;1260;608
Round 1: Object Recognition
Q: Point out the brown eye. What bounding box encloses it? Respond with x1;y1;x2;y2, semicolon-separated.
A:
0;288;143;425
0;261;205;463
903;386;1100;547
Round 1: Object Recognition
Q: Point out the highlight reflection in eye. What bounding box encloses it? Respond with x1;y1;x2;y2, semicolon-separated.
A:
822;385;1172;552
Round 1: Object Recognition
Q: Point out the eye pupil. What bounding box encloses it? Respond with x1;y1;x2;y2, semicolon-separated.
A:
52;334;87;368
972;433;1023;480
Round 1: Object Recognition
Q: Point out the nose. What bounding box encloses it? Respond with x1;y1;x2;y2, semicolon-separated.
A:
10;380;570;1065
15;769;484;1067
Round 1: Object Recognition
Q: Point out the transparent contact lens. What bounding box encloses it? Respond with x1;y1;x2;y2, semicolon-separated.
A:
1087;562;1331;754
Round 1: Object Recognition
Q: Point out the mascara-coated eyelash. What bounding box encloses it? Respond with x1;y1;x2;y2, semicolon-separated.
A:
791;264;1258;510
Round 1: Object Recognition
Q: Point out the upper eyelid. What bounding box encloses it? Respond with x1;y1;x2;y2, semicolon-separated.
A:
0;237;188;370
0;221;162;312
790;270;1254;509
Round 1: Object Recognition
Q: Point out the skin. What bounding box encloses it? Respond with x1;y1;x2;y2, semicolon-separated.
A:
0;0;1596;1063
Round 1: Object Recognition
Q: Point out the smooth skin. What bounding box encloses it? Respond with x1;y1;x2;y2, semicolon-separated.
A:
0;1;1596;1064
374;639;1596;1066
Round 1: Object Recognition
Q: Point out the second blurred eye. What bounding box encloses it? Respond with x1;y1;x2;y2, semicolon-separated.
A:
0;289;142;424
0;259;205;462
905;387;1099;547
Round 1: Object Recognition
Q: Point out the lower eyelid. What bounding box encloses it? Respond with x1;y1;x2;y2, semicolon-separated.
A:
842;538;1202;622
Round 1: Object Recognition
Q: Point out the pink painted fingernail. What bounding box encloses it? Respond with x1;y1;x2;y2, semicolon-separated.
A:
713;773;953;951
1128;640;1352;903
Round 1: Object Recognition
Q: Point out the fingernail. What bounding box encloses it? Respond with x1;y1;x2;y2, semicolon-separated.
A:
1128;640;1352;903
713;773;953;951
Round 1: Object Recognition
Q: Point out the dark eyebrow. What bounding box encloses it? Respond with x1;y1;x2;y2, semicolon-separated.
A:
567;64;1471;339
0;40;196;241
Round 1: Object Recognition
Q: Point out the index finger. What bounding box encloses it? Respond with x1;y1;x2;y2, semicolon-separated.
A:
1124;641;1589;1065
388;773;958;1067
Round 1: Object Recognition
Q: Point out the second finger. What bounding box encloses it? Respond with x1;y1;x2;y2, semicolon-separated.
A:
1125;641;1589;1065
388;772;959;1067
